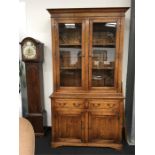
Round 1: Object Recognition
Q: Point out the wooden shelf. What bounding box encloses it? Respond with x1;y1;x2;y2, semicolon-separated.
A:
92;67;114;70
61;66;114;70
59;44;115;48
93;44;115;48
59;44;81;48
61;67;81;70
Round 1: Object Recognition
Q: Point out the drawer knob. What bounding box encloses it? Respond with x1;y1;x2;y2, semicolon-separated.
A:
58;102;66;107
73;102;81;107
92;103;100;107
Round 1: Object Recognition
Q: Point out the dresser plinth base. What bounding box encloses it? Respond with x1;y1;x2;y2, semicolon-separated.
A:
51;142;123;150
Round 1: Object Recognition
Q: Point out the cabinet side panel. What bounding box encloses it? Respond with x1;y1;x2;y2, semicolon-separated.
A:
118;17;125;92
51;19;57;91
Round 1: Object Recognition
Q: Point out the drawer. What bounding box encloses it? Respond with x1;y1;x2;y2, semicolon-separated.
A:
54;99;85;109
89;100;120;110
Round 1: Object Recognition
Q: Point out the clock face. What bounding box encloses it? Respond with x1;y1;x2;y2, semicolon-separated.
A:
23;41;37;59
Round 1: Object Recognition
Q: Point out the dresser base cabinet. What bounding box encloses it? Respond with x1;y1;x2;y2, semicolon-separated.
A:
51;97;124;150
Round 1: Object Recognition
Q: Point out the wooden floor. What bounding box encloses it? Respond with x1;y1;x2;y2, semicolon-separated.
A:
35;128;135;155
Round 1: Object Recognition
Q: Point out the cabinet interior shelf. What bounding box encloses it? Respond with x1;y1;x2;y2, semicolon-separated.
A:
60;67;114;70
92;67;114;70
59;44;115;48
93;44;115;48
60;44;81;48
61;67;81;70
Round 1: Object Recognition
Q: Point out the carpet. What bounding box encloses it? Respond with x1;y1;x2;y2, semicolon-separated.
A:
35;128;135;155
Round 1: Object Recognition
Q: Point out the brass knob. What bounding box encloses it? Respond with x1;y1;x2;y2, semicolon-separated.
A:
73;102;81;107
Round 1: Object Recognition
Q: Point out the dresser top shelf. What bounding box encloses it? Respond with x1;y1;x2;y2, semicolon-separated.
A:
47;7;130;18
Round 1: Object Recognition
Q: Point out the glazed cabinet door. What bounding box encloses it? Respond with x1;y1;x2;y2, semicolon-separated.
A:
88;100;122;143
88;18;122;92
52;19;87;91
52;99;86;143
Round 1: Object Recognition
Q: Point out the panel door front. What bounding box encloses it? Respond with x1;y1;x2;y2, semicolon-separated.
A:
53;109;85;143
53;19;87;91
88;111;120;143
88;100;121;143
88;18;122;92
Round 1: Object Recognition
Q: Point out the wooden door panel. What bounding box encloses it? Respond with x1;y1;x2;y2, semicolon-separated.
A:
53;18;87;91
88;18;122;92
88;99;121;143
58;115;81;139
54;109;85;143
88;112;119;142
25;63;42;113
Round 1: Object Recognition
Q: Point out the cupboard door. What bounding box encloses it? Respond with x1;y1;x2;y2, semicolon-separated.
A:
88;111;120;143
53;109;85;143
88;100;121;143
88;18;121;91
54;19;87;90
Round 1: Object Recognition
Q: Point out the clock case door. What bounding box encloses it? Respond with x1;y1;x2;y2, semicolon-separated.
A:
20;37;44;62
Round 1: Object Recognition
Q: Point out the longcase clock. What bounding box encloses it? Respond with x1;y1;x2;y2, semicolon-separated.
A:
20;37;45;136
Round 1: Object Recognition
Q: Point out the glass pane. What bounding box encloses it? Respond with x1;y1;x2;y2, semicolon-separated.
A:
59;23;82;87
92;22;116;87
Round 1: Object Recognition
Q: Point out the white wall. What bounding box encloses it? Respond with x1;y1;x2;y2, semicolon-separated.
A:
19;0;27;117
21;0;131;126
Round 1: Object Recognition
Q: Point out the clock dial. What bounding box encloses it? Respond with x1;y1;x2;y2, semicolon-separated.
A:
23;41;37;59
